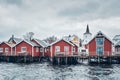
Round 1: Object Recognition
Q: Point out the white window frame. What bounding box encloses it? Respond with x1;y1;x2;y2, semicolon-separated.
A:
5;48;9;53
0;48;3;53
64;46;69;52
45;48;47;53
36;47;39;52
55;46;60;52
40;48;43;52
21;47;27;53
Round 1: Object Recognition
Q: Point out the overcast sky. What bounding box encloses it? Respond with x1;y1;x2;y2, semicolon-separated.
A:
0;0;120;41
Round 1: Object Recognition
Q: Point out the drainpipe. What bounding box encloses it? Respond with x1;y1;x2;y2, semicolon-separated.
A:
51;46;52;57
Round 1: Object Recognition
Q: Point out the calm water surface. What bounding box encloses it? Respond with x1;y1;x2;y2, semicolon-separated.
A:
0;62;120;80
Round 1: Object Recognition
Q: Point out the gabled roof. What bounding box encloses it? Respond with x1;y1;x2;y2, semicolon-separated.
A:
33;39;49;47
50;39;74;46
8;35;22;44
86;31;112;45
0;42;15;47
15;40;39;47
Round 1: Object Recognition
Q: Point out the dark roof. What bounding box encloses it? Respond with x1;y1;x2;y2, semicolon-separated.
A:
84;25;92;34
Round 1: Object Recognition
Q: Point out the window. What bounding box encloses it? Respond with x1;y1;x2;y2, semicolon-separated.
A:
0;48;3;53
21;47;27;52
96;38;104;45
82;50;86;52
64;46;69;52
97;47;103;55
45;48;47;52
40;48;43;52
36;47;39;52
72;48;75;52
5;48;9;53
55;46;60;52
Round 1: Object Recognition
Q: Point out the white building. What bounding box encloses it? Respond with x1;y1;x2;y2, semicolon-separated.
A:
79;25;92;55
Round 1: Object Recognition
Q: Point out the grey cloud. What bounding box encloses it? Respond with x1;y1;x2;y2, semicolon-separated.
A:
0;0;120;41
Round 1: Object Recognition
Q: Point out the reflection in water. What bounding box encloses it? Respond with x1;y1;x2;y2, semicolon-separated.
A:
0;63;120;80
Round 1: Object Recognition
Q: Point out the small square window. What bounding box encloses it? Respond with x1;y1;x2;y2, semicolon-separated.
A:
5;48;9;53
0;48;3;53
36;47;39;52
40;48;43;52
21;47;27;52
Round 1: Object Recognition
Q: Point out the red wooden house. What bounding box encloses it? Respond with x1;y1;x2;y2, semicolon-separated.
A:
0;42;15;55
49;39;78;57
32;39;49;57
85;31;112;56
14;40;40;57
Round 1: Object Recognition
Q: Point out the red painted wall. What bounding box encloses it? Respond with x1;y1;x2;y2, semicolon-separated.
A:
0;43;11;55
34;46;41;57
32;39;48;57
51;40;73;57
16;41;32;56
87;37;112;56
104;38;112;56
88;38;96;56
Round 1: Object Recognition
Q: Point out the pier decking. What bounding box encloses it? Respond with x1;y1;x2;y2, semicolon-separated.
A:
0;52;120;65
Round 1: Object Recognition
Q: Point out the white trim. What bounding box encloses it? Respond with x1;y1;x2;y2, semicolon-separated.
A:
5;47;9;53
51;46;53;57
11;47;12;55
0;48;3;53
96;37;104;55
55;46;60;52
15;47;16;55
50;39;74;46
21;47;27;53
14;40;36;47
87;31;112;45
36;47;39;52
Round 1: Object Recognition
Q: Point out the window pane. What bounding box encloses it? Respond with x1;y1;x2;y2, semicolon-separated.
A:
0;48;3;52
40;48;43;52
36;47;39;52
55;46;60;52
5;48;9;52
96;38;104;45
64;46;69;52
97;47;103;55
21;47;26;52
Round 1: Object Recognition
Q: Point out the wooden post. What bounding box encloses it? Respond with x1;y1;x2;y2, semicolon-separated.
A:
58;58;60;65
66;57;67;65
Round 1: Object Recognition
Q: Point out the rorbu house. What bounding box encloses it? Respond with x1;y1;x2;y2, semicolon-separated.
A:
85;31;112;56
14;40;40;57
49;39;78;57
0;42;15;55
32;39;49;57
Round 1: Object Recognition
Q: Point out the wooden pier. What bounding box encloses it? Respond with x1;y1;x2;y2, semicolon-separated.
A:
1;53;120;65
